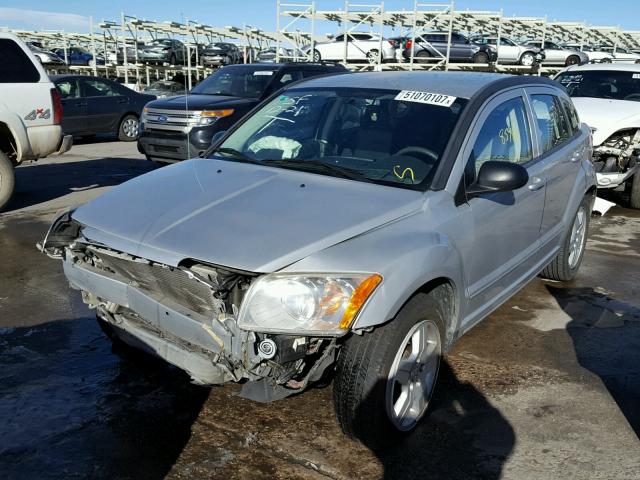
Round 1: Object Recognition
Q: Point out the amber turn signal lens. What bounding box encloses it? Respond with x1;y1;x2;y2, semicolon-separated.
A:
339;274;382;329
201;109;235;118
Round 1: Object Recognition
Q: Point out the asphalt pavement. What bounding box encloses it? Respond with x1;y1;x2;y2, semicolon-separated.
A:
0;138;639;479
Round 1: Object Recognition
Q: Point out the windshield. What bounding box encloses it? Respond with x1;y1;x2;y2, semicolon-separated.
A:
211;87;467;190
190;66;276;98
556;70;640;102
149;39;172;47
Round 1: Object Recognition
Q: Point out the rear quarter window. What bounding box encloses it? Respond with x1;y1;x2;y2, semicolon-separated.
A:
0;39;40;83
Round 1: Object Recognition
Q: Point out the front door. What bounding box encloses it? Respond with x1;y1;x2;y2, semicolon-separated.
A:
458;89;546;325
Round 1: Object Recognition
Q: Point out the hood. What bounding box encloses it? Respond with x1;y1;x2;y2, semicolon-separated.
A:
146;94;257;111
571;97;640;145
203;47;225;54
72;159;423;273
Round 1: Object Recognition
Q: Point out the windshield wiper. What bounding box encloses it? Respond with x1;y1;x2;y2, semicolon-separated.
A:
209;147;264;164
262;159;372;182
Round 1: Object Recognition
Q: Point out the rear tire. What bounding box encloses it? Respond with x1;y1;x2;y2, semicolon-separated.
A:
565;54;581;66
473;51;489;63
540;194;592;281
366;49;380;64
519;51;535;66
333;289;446;450
0;151;15;211
118;114;139;142
629;173;640;209
414;50;432;63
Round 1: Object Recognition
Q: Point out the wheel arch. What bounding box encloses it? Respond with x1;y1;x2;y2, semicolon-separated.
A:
0;120;23;165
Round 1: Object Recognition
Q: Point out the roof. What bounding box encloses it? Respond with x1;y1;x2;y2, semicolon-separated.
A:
561;63;640;73
289;71;556;99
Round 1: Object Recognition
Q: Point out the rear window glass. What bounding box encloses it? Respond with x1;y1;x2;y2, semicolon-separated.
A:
0;39;40;83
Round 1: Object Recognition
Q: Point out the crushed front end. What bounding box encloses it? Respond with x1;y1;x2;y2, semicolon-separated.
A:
593;128;640;188
39;211;339;402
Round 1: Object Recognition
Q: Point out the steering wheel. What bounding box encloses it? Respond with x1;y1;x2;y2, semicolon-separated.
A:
394;146;439;162
623;93;640;101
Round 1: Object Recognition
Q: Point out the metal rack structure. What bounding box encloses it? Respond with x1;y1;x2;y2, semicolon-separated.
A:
4;2;640;85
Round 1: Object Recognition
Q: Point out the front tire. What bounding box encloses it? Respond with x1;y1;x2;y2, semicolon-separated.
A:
414;50;432;63
540;194;592;281
519;51;535;66
312;49;321;63
0;151;15;211
628;173;640;209
118;114;139;142
333;290;446;450
366;49;380;64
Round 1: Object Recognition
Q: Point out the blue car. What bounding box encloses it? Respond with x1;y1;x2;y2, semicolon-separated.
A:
53;46;105;66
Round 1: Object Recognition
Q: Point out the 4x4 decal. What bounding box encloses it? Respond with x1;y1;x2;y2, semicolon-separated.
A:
24;108;51;121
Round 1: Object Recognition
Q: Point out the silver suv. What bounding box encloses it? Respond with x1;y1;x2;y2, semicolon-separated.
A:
42;72;596;448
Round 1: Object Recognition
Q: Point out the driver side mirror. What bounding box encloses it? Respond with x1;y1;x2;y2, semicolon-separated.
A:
210;130;227;147
466;161;529;197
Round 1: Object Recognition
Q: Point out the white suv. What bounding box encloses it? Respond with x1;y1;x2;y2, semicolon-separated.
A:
311;33;396;63
0;33;72;210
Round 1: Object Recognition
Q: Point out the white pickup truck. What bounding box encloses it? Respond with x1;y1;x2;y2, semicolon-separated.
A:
0;33;72;210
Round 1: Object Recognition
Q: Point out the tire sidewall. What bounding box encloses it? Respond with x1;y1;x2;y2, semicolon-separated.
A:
0;151;16;211
473;52;489;63
628;173;640;209
119;115;139;141
563;196;591;276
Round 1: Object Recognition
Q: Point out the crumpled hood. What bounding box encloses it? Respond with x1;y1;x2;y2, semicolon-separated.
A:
72;159;424;272
571;97;640;145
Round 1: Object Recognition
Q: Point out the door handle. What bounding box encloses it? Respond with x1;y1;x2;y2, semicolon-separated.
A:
527;177;545;191
117;98;128;104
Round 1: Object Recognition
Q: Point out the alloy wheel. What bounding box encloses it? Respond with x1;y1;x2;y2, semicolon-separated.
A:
386;319;441;431
568;206;587;268
122;119;139;139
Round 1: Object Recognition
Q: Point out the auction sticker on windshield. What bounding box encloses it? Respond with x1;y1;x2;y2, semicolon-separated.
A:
395;90;457;107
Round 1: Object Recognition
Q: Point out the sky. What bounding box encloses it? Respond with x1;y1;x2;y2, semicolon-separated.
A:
0;0;638;35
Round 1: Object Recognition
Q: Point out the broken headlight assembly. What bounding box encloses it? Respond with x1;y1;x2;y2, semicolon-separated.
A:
238;273;382;336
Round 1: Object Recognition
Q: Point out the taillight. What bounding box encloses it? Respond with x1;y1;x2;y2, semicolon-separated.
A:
405;39;412;50
51;88;62;125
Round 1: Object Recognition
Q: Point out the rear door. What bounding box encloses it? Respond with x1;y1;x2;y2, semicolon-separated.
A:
526;87;585;257
56;77;86;134
80;77;128;133
457;89;547;322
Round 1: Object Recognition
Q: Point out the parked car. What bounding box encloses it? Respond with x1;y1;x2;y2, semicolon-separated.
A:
25;42;65;65
402;32;498;63
523;40;587;66
116;43;146;64
256;47;295;63
137;38;186;65
138;62;346;162
555;63;640;208
52;46;105;66
200;42;243;67
471;35;543;66
310;32;396;63
43;71;596;448
573;45;614;63
52;75;155;141
0;33;72;210
143;80;186;98
599;46;640;64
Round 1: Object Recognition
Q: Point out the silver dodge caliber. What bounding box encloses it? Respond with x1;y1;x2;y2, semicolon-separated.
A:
42;71;596;448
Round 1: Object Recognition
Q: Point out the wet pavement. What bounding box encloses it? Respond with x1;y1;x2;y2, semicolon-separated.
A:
1;140;639;479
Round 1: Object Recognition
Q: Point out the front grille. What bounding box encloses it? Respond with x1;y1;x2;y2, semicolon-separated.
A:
144;108;202;133
88;248;219;317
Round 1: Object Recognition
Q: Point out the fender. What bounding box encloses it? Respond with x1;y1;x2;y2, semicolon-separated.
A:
0;112;30;162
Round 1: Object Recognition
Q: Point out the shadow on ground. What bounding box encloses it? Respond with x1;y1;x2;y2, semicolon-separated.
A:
365;361;515;480
548;285;640;438
5;158;159;213
0;317;210;479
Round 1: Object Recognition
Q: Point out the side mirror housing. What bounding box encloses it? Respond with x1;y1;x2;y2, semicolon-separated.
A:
210;130;227;147
466;161;529;197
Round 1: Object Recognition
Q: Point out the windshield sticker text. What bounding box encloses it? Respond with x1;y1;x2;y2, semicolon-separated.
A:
394;90;457;107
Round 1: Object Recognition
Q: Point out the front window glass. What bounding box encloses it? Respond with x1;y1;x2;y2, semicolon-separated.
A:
83;79;121;97
190;66;276;98
470;97;533;177
555;70;640;102
212;87;467;190
531;95;571;153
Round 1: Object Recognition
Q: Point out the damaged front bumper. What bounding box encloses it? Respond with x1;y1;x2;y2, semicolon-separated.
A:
596;164;639;188
40;214;337;401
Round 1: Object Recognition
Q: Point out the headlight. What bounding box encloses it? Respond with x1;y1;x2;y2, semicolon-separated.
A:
238;273;382;335
198;109;234;126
